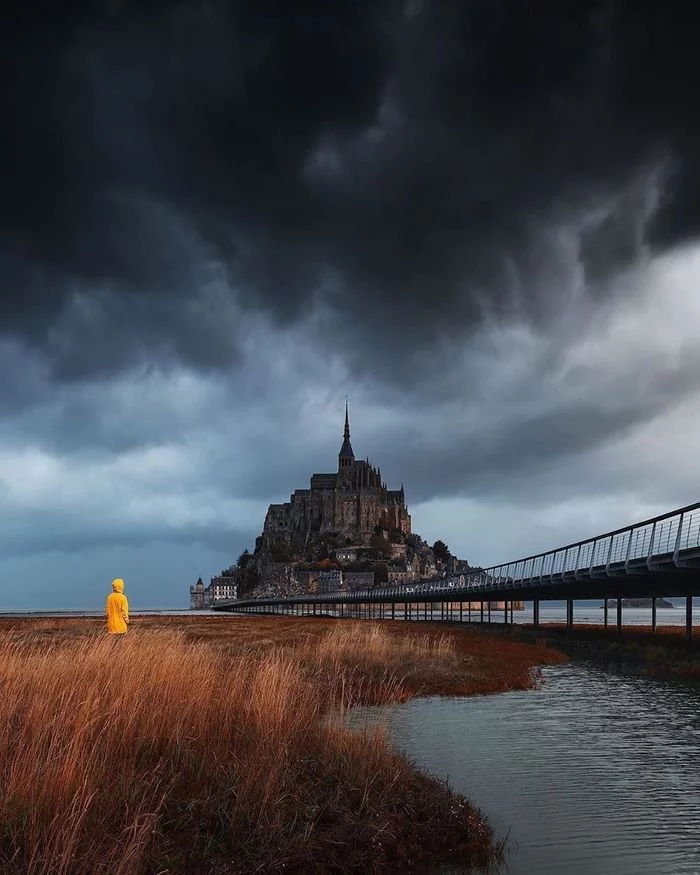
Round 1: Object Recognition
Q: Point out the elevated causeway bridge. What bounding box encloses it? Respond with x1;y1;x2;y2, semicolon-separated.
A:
214;501;700;638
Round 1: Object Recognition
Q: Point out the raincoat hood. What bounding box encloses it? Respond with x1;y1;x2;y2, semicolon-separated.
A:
112;578;124;593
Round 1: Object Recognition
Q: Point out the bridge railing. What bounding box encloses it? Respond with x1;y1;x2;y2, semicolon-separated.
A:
482;502;700;588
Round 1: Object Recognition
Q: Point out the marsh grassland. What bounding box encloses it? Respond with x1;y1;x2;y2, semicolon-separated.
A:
0;615;566;874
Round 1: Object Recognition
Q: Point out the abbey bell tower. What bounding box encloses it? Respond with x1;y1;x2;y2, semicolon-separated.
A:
338;398;354;472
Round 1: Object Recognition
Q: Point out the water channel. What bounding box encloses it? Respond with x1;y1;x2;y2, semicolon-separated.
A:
350;662;700;874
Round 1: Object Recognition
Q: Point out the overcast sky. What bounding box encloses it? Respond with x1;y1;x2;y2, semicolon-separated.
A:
2;2;699;610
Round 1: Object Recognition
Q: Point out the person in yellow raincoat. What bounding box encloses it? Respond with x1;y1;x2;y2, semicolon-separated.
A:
106;578;129;634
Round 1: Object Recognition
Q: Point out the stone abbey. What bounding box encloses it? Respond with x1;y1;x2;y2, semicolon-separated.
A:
262;402;411;551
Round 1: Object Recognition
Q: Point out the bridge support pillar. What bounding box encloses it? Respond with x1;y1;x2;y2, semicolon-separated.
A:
488;602;491;624
460;602;463;623
651;597;656;632
566;598;573;630
533;599;539;628
480;602;484;624
604;599;608;628
686;596;693;642
617;598;622;634
468;602;471;623
504;602;508;625
510;601;514;624
391;603;395;621
424;602;428;621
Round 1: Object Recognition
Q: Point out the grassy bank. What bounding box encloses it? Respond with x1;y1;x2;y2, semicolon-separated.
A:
0;617;566;874
491;622;700;683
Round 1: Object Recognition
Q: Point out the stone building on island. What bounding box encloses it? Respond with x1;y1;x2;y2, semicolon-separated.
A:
189;575;238;609
188;402;522;611
261;401;411;552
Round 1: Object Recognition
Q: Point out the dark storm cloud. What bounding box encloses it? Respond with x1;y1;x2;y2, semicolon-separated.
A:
364;338;700;505
3;2;700;381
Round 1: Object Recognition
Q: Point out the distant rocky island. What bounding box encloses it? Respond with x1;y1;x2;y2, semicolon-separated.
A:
602;598;674;609
191;403;489;608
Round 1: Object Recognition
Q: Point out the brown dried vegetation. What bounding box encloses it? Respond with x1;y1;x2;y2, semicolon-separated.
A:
0;616;565;873
511;621;700;683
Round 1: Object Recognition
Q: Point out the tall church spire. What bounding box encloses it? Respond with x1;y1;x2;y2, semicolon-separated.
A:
338;397;355;470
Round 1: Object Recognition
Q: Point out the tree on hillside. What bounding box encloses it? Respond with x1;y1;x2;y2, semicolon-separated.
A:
347;560;370;572
389;528;405;544
432;540;450;562
237;549;251;569
373;562;388;584
236;563;259;595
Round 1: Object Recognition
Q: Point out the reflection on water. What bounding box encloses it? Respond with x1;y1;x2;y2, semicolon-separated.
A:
350;664;700;874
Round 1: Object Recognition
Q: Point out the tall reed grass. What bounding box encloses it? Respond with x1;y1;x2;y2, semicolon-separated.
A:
0;622;518;874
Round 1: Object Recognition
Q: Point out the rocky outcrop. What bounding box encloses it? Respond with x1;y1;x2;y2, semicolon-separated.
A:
603;598;674;609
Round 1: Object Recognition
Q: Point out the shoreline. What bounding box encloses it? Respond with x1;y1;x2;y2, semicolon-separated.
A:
0;615;566;873
474;621;700;684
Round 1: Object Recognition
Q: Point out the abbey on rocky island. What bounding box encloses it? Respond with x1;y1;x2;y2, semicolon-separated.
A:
261;402;411;551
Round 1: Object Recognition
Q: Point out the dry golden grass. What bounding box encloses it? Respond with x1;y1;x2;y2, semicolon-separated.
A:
0;616;566;873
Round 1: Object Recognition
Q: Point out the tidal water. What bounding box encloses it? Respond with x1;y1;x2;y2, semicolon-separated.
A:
350;663;700;874
392;604;699;628
505;605;698;629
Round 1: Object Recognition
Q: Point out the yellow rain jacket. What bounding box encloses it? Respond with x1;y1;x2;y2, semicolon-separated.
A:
106;578;129;634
